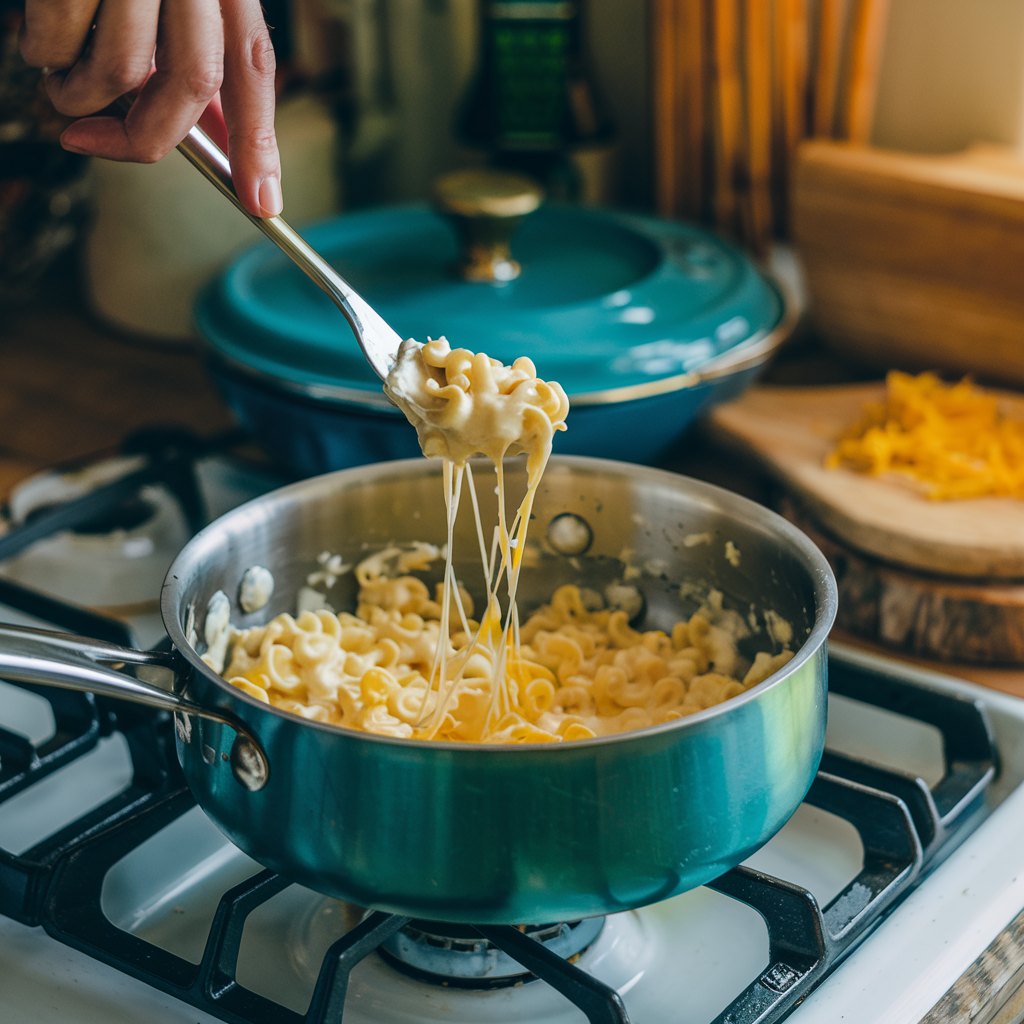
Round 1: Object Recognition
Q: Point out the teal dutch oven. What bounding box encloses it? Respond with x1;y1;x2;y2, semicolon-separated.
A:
195;198;793;476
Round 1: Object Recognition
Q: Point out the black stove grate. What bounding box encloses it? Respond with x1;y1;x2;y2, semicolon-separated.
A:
0;695;185;927
0;652;998;1024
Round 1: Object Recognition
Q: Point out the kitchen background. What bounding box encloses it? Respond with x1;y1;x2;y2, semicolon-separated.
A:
7;0;1024;335
5;1;1024;1022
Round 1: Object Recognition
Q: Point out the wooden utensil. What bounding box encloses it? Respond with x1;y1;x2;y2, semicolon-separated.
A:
744;0;774;252
712;0;744;234
653;0;707;222
843;0;891;143
771;0;808;230
811;0;849;136
653;0;681;218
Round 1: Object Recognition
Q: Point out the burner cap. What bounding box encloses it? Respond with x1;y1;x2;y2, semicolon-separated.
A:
378;917;604;989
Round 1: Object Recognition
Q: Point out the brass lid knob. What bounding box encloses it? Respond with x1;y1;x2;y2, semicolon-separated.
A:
433;169;545;218
432;169;545;283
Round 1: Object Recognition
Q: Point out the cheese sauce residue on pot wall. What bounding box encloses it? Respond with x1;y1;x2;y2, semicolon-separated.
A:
210;338;793;742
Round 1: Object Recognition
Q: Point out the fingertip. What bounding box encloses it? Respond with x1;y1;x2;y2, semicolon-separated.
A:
59;124;90;154
59;117;133;161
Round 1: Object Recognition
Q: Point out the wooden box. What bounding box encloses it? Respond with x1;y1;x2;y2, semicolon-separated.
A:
792;140;1024;385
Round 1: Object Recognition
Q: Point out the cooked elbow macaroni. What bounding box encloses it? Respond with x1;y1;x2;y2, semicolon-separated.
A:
384;337;569;474
214;579;794;742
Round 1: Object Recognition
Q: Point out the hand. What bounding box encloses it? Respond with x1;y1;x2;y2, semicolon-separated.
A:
19;0;282;218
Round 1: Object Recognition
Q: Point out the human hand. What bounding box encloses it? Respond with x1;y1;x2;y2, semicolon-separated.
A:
19;0;282;218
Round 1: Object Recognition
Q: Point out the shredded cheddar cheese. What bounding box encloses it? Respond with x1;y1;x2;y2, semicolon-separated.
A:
826;371;1024;500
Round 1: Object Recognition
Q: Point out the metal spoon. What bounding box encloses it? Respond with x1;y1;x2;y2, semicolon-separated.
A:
175;120;405;382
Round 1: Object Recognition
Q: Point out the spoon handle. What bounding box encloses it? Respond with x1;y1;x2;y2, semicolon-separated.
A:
174;117;403;381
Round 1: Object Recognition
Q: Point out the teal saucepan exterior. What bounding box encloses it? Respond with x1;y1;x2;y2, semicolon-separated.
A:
164;457;835;924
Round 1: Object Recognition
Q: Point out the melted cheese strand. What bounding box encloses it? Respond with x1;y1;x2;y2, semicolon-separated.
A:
487;524;500;588
465;462;491;591
431;461;457;721
382;337;570;740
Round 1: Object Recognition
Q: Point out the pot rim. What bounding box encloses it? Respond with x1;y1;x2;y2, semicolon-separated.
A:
161;455;836;753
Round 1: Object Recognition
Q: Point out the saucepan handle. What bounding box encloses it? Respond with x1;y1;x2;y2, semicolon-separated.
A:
0;624;269;791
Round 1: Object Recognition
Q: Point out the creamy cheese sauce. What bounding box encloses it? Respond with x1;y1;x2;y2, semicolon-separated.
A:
213;574;793;741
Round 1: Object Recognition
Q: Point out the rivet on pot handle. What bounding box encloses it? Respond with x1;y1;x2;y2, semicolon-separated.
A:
0;624;269;792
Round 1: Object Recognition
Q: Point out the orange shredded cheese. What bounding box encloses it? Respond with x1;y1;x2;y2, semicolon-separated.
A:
825;371;1024;500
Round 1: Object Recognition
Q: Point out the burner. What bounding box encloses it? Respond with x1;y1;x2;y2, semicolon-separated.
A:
378;917;606;988
1;477;189;609
63;494;157;535
0;426;284;647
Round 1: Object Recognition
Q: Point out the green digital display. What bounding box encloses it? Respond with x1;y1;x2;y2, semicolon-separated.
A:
491;24;569;145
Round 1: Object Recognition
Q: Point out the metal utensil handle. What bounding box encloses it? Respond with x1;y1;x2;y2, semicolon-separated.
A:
0;624;269;791
173;122;401;380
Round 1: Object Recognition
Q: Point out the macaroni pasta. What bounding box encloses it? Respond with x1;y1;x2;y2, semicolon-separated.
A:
384;337;569;474
214;578;793;742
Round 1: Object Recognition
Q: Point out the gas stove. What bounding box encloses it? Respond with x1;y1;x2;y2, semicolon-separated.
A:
0;443;1022;1023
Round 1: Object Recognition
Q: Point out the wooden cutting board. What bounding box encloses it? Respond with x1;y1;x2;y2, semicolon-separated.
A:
706;383;1024;579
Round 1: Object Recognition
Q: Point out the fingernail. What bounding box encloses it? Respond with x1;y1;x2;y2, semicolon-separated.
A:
259;175;283;217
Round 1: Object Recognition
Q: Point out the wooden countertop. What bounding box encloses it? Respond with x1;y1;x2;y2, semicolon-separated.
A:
0;266;235;502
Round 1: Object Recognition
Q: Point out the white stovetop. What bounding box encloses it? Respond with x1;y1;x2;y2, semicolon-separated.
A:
1;643;1023;1024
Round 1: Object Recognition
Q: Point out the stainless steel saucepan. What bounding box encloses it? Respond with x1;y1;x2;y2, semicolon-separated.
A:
0;457;836;924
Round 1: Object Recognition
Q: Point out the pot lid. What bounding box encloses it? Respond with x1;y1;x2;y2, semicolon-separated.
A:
195;204;784;407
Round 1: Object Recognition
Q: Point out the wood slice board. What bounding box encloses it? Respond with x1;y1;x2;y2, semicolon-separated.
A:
782;498;1024;666
706;383;1024;579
